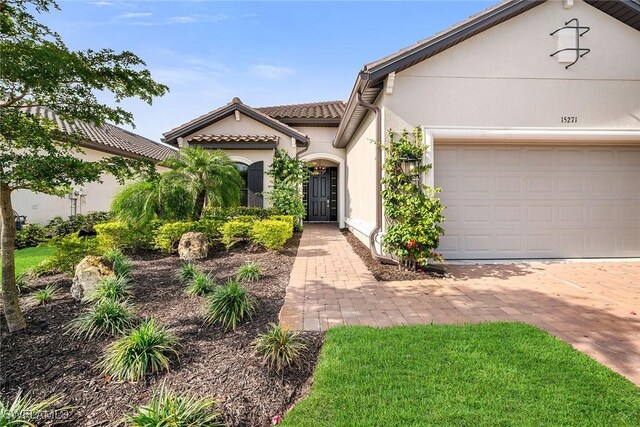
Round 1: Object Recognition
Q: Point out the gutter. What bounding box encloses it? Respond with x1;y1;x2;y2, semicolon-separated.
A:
356;92;397;266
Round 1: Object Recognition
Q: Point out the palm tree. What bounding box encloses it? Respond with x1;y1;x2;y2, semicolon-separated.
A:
161;147;243;220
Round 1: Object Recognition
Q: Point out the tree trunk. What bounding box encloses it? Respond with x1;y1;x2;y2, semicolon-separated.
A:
0;183;26;332
192;190;206;220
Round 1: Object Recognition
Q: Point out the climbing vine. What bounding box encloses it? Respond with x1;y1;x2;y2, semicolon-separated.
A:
266;149;309;230
380;128;445;270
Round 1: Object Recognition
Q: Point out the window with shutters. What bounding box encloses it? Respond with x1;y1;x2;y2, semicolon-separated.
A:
235;162;249;206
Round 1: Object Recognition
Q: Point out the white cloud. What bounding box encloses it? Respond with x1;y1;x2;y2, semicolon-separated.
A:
249;64;295;80
116;12;153;19
91;1;114;6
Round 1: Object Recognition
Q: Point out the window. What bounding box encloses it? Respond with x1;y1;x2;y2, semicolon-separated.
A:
235;162;249;206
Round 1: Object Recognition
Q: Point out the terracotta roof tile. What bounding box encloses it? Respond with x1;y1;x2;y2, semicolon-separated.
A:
257;100;346;120
188;134;279;144
23;106;175;162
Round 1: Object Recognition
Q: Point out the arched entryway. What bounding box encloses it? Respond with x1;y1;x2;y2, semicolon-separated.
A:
300;153;345;228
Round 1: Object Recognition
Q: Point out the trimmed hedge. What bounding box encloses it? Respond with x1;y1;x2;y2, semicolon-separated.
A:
221;220;254;250
153;220;223;253
252;219;294;250
202;206;279;222
95;221;156;252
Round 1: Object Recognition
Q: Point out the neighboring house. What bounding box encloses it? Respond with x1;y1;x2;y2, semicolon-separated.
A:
12;106;176;224
165;0;640;260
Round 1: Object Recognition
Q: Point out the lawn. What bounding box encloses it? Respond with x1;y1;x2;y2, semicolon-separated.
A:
1;245;54;277
283;323;640;427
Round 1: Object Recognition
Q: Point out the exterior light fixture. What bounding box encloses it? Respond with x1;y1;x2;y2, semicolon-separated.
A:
310;160;327;176
399;154;420;176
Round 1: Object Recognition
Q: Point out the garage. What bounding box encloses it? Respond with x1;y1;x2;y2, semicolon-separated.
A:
435;144;640;259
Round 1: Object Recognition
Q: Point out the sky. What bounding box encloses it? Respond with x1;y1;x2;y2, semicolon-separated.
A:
40;1;496;142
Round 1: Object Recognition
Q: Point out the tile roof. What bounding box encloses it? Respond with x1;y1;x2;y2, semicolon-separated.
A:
188;134;279;144
23;106;176;162
257;100;346;120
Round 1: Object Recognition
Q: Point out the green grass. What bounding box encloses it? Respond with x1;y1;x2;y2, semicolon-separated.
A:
3;246;55;277
283;323;640;427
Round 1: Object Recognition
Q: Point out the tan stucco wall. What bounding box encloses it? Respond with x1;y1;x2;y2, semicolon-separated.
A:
384;0;640;130
11;147;168;224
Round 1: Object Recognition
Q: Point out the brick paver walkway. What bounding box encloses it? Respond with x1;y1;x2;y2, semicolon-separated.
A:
280;223;640;385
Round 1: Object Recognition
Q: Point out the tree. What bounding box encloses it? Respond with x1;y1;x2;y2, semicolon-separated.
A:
0;0;168;332
161;147;243;220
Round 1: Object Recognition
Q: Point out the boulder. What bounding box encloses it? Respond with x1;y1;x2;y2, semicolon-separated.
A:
178;232;209;261
70;256;115;301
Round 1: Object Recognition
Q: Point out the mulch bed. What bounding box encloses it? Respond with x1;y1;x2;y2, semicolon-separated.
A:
341;229;444;282
0;233;324;426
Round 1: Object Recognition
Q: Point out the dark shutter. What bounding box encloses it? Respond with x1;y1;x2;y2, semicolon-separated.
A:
247;161;264;208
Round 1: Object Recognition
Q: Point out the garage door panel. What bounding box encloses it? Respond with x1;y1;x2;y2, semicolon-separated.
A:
435;145;640;259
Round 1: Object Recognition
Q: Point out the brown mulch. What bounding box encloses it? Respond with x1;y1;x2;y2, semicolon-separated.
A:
0;234;324;426
341;229;443;282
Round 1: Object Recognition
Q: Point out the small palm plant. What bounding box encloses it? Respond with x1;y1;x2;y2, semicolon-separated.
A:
100;318;180;382
0;391;61;425
89;276;132;302
205;280;256;331
185;271;216;297
253;324;307;373
103;248;133;280
236;261;261;283
176;262;199;284
67;299;136;339
31;284;58;305
124;387;222;427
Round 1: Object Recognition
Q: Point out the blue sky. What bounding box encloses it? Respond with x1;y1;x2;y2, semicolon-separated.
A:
42;1;495;141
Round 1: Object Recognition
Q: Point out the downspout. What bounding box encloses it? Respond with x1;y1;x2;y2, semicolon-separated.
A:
356;92;397;265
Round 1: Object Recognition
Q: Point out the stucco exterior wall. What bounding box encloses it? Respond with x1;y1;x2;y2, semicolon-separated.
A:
384;0;640;131
344;110;378;245
11;147;169;224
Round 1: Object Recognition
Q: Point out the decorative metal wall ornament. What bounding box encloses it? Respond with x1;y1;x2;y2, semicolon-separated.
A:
550;18;590;69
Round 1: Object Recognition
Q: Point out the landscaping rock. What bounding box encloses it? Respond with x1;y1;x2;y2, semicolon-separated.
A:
70;255;115;301
178;232;209;261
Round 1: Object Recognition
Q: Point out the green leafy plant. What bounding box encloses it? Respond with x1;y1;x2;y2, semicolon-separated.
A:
0;391;61;426
236;261;261;283
176;262;200;284
67;298;136;339
186;272;216;297
89;276;132;303
124;387;222;427
153;220;222;253
31;284;58;305
268;149;310;185
44;212;113;238
253;324;307;373
205;280;256;331
266;150;309;230
14;224;48;249
100;318;180;382
95;221;156;253
38;233;99;275
201;206;278;222
103;248;133;280
221;220;254;250
251;220;293;250
14;274;29;294
380;128;445;270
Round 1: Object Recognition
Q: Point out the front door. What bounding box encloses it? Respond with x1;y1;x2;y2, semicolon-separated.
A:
308;172;331;221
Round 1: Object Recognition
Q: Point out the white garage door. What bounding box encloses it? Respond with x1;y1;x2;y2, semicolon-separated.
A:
435;144;640;259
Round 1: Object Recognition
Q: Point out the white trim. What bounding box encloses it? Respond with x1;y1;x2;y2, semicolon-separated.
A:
300;152;345;228
423;128;435;188
344;217;374;237
228;155;252;165
384;72;396;95
425;127;640;143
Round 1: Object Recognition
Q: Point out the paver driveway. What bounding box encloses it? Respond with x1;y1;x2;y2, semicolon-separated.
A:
280;224;640;385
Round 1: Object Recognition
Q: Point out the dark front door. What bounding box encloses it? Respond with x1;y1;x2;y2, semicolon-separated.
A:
308;172;331;221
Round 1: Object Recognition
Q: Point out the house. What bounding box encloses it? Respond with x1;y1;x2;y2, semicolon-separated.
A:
12;106;176;224
164;0;640;260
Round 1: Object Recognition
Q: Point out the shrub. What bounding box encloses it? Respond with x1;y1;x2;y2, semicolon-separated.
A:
253;324;306;373
0;391;61;425
201;206;278;222
236;261;261;283
14;224;48;249
221;220;254;250
45;212;112;238
205;280;255;331
39;233;99;274
270;215;295;228
251;219;293;250
89;276;132;303
31;284;58;305
153;220;222;253
67;299;136;339
100;318;180;382
95;221;155;253
103;248;133;280
186;272;216;297
124;387;222;427
15;274;29;294
176;262;199;284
